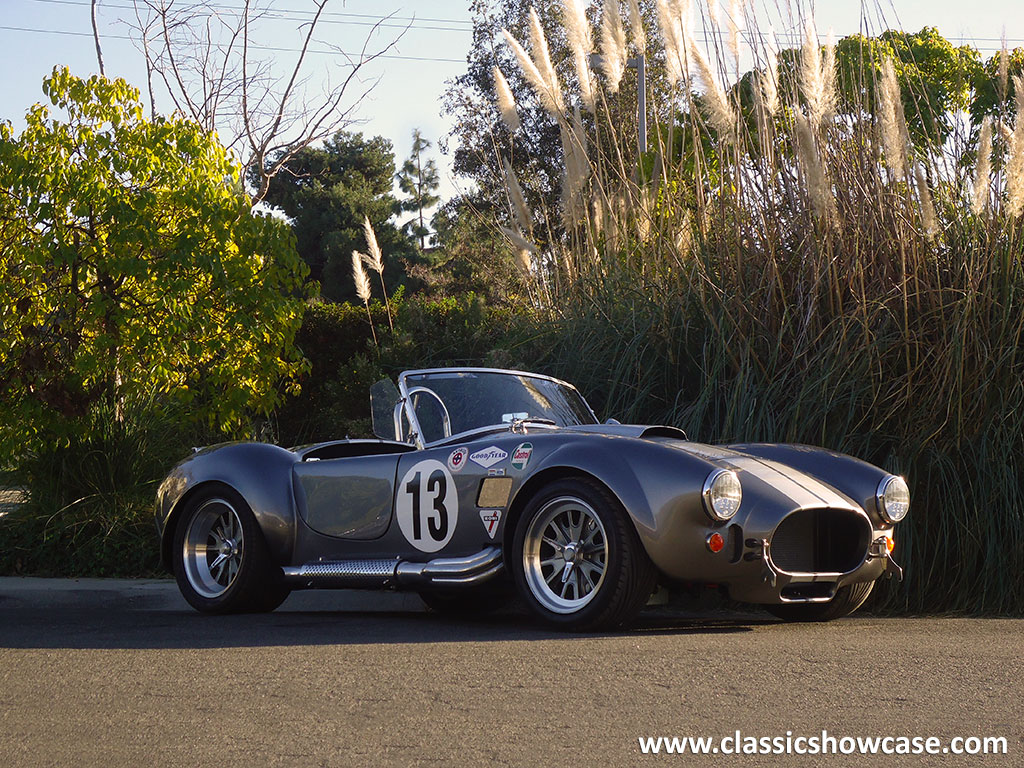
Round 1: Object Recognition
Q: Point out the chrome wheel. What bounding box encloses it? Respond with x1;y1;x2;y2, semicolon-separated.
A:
182;498;245;599
522;496;608;614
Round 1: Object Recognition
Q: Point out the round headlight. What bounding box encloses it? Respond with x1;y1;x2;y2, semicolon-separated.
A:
876;475;910;524
702;469;742;522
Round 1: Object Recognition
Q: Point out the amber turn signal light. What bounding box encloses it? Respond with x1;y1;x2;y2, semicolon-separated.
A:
886;537;895;554
706;532;725;553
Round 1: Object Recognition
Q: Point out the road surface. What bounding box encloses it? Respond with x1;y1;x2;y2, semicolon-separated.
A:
0;579;1020;766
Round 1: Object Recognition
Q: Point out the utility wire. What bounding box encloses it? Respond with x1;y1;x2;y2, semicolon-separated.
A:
0;24;467;62
21;0;475;30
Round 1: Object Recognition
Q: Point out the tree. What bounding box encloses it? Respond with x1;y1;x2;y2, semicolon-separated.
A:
0;68;310;453
127;0;404;202
258;131;418;303
396;129;441;249
442;0;670;244
424;195;522;305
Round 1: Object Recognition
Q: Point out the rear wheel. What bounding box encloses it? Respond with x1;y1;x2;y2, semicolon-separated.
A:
766;581;874;622
173;487;290;613
511;477;657;631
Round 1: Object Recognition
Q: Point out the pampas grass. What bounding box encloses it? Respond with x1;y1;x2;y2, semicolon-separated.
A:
502;158;533;236
972;117;993;216
361;216;393;331
528;8;565;115
915;164;938;239
626;0;645;52
564;0;597;111
878;56;909;179
794;111;834;221
350;251;376;345
493;0;1024;614
688;30;735;139
656;0;687;85
600;0;628;93
1005;75;1024;218
493;66;521;131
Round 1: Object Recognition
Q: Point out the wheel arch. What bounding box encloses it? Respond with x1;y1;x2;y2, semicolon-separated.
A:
157;443;298;571
502;466;629;570
161;480;244;570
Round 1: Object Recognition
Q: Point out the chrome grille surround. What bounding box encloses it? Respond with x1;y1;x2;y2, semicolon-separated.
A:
769;507;872;575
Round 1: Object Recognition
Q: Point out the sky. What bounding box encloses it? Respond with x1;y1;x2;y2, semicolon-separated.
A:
1;0;1019;213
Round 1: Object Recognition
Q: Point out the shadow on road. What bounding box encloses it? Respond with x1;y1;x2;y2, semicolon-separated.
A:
0;586;772;650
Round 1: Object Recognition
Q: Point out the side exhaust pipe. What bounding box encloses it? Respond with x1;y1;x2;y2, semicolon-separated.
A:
282;546;504;590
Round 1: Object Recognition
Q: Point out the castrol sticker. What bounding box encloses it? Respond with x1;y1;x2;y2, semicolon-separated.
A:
510;442;533;471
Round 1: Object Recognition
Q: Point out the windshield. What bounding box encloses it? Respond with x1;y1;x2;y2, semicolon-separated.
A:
399;370;597;443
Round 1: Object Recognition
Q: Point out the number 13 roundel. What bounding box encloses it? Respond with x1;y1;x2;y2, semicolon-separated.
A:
396;459;458;552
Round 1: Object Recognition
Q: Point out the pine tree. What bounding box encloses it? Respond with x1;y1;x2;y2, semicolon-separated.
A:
396;129;441;249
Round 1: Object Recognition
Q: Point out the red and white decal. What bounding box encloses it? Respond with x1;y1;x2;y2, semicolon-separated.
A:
479;509;502;539
447;447;469;473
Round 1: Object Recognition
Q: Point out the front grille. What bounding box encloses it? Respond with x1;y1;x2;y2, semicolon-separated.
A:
770;508;870;574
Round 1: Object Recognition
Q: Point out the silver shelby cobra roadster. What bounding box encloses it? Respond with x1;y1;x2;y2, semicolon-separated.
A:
155;368;908;630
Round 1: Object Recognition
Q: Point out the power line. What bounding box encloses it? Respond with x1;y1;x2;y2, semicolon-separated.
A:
0;24;467;62
22;0;475;31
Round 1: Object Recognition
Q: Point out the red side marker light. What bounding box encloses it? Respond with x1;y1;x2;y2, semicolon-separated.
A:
706;532;726;553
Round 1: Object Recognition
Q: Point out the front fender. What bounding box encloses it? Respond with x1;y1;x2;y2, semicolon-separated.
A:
155;442;299;569
507;435;719;577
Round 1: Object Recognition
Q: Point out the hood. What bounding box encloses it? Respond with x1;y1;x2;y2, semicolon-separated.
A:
671;442;859;511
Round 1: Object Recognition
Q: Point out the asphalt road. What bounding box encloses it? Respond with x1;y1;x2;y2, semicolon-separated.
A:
0;579;1021;767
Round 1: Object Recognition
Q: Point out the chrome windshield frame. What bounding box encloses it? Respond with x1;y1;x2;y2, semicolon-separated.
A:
395;367;599;449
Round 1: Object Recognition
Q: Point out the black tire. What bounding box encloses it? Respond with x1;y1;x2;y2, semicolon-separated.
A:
765;581;874;622
172;486;290;614
511;477;657;631
418;584;511;616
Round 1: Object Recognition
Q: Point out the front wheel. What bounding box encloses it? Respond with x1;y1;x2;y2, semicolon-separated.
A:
173;487;290;613
511;477;657;631
765;581;874;622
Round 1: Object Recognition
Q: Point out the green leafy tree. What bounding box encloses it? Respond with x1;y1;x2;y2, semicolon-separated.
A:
258;131;417;302
0;67;310;453
396;129;441;249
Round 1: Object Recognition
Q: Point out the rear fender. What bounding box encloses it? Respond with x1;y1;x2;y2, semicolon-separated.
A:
156;442;299;569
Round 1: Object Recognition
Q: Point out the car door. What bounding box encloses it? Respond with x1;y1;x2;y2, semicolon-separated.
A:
292;454;401;540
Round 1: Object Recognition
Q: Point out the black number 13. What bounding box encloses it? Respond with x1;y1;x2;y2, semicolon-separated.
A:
405;470;449;541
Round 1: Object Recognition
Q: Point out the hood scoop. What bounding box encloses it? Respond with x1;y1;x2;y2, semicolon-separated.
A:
569;424;687;440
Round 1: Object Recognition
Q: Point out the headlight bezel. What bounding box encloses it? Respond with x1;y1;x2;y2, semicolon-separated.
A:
702;468;742;522
875;474;910;525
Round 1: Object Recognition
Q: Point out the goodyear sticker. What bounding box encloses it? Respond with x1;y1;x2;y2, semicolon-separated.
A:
447;447;468;473
479;509;502;539
469;445;508;469
511;442;533;471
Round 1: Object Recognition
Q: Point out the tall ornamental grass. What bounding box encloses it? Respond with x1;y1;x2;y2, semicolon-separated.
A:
493;0;1024;613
